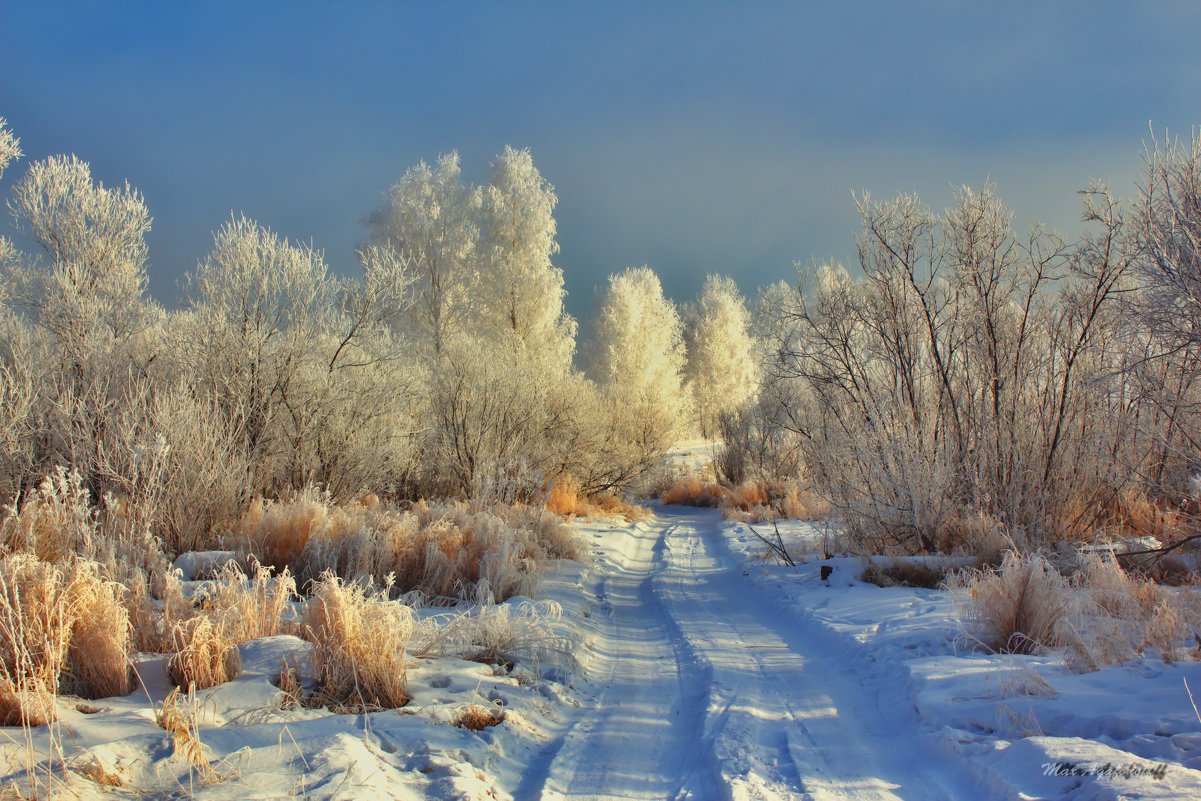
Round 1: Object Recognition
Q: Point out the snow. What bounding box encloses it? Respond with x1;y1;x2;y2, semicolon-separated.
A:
8;506;1201;799
724;514;1201;800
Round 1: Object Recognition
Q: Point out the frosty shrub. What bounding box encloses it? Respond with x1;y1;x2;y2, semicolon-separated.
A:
758;182;1138;554
415;594;572;674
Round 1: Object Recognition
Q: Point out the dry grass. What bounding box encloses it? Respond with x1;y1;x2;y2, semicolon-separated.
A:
0;554;134;726
303;573;414;712
155;560;295;692
546;474;649;521
275;657;301;709
237;491;581;602
1102;490;1194;543
1061;554;1201;670
234;486;357;571
659;477;830;523
414;596;571;673
194;559;297;644
723;482;831;523
948;551;1073;655
934;512;1012;559
660;478;724;508
0;469;95;564
454;702;505;730
155;686;221;784
860;558;965;589
951;549;1201;670
167;616;241;691
62;561;132;700
0;555;73;726
72;753;123;788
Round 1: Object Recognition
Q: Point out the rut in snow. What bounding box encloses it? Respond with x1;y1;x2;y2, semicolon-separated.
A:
528;506;980;801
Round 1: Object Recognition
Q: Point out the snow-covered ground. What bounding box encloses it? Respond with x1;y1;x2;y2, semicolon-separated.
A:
2;556;594;800
9;506;1201;799
725;513;1201;800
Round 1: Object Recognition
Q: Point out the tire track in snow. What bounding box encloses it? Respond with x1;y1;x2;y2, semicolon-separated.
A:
656;506;979;801
534;509;980;801
532;519;724;801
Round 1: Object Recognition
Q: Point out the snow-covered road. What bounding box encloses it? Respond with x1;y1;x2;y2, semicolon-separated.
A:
533;507;978;801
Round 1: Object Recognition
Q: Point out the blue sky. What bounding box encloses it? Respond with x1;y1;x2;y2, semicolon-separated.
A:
2;2;1200;322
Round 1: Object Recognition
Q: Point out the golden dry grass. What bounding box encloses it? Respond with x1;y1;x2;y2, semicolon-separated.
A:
0;555;72;726
454;702;505;730
303;573;414;712
0;469;95;565
196;559;296;644
660;477;829;523
233;486;354;571
237;491;581;602
1102;490;1191;543
660;478;724;508
166;616;241;691
275;657;301;709
63;562;132;700
0;551;137;726
155;686;221;783
951;550;1201;670
545;475;649;521
948;551;1073;655
860;558;961;589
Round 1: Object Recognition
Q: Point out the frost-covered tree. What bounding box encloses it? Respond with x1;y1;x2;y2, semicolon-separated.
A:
6;154;156;364
478;146;576;374
0;117;19;179
685;275;758;437
179;216;337;490
366;152;479;359
590;266;691;461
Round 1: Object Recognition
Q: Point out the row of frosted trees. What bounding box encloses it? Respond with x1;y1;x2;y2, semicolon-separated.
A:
729;131;1201;554
0;119;758;555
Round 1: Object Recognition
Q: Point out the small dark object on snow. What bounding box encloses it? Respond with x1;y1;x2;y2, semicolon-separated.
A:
820;565;833;581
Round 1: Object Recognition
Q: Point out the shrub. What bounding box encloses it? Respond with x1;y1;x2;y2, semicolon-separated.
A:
303;573;414;712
